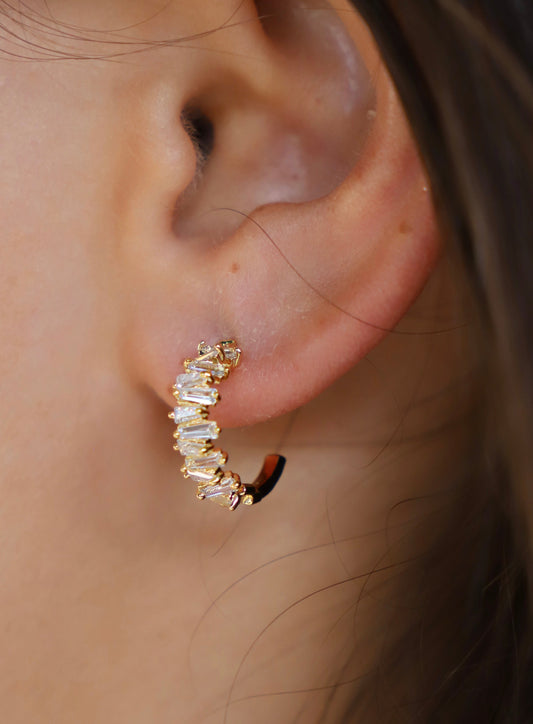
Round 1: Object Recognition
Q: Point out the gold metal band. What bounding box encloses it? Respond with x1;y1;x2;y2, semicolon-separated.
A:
169;340;284;510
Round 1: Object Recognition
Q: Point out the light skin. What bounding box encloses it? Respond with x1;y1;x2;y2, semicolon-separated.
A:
0;1;475;721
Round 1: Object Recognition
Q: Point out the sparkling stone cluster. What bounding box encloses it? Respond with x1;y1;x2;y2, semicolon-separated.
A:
169;340;249;510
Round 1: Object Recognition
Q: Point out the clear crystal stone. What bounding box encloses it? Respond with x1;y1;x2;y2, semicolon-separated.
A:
179;421;219;441
186;450;227;470
173;405;202;423
220;342;240;364
198;480;239;508
187;358;227;379
186;469;221;484
197;342;218;358
177;440;211;456
179;387;218;406
175;372;209;389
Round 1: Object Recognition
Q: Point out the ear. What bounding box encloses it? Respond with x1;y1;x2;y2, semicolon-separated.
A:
118;0;438;427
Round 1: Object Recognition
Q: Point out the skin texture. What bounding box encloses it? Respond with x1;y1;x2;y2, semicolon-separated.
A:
0;1;474;721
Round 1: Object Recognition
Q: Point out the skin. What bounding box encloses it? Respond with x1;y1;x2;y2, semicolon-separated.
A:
0;1;475;721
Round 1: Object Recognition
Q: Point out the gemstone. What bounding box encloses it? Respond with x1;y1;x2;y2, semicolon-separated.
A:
175;372;210;389
186;358;227;379
197;479;240;508
179;421;219;441
186;450;227;470
186;468;222;484
197;342;219;358
173;405;203;423
176;440;211;457
220;342;241;364
178;386;219;406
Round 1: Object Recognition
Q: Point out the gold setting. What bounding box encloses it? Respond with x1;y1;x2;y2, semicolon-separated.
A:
169;340;285;510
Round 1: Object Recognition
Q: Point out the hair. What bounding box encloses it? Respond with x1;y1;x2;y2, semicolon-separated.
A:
340;1;533;721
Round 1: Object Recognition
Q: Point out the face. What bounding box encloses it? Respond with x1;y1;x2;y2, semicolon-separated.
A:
0;2;473;721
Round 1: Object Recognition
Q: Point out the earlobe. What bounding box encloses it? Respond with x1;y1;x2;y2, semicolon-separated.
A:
120;3;438;429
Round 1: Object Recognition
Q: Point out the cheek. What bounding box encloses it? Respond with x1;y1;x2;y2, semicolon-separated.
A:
0;62;121;435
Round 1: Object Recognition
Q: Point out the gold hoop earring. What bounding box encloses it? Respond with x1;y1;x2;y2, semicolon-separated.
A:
169;340;285;510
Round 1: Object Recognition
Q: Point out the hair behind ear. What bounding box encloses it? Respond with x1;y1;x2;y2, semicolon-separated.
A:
346;1;533;721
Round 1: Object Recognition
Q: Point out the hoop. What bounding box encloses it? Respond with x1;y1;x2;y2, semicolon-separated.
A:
169;340;284;510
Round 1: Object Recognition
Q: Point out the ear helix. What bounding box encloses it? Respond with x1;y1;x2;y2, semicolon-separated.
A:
168;340;285;510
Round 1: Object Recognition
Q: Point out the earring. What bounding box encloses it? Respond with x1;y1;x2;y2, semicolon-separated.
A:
169;340;285;510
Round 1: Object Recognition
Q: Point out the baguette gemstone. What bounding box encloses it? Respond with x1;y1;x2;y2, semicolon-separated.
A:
179;387;218;406
198;478;240;508
175;372;208;389
186;469;222;484
197;343;221;358
221;345;240;363
186;450;227;470
179;421;219;441
176;440;211;456
173;405;203;423
186;358;227;379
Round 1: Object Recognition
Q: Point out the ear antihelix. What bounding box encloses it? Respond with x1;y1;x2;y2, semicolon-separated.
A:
172;0;374;243
168;340;285;510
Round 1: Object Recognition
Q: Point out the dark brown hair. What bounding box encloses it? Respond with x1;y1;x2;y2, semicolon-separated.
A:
344;1;533;721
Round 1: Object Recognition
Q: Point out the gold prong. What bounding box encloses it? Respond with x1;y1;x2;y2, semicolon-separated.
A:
168;411;175;420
